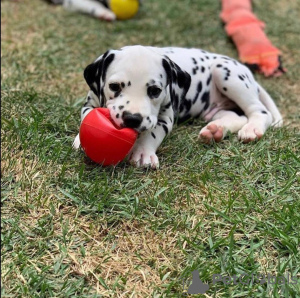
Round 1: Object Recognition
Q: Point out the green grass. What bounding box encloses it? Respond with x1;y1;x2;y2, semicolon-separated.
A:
1;0;300;297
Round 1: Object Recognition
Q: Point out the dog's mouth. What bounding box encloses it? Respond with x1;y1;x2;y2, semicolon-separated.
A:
120;123;146;134
108;109;151;134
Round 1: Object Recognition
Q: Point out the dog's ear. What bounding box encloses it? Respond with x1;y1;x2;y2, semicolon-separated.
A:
162;56;191;113
83;50;115;106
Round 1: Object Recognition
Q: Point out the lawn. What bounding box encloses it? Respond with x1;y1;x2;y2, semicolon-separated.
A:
1;0;300;297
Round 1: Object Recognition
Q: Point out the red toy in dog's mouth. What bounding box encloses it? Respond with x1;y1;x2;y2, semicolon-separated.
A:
79;108;138;166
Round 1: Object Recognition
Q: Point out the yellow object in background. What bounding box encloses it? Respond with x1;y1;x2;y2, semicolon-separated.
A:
109;0;139;20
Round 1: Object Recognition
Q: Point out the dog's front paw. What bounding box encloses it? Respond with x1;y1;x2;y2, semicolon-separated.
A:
73;134;81;150
129;148;159;169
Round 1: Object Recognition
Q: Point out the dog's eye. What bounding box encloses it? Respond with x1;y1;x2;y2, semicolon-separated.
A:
109;83;121;92
148;86;162;98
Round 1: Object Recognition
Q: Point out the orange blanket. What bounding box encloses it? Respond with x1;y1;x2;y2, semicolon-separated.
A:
220;0;286;76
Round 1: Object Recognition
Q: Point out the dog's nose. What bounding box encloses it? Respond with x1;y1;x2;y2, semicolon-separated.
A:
122;111;143;129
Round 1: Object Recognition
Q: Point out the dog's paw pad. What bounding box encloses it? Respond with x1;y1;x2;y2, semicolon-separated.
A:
238;124;264;143
199;123;224;143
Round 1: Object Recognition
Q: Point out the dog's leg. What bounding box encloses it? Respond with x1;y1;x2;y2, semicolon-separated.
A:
199;110;248;143
72;90;100;149
129;114;173;169
258;85;283;127
212;62;273;142
63;0;116;21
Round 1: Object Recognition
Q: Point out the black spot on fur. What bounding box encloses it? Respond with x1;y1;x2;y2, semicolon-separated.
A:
238;75;244;81
192;67;199;75
201;66;205;73
192;81;203;104
261;110;267;114
128;81;131;86
172;91;180;111
197;81;203;92
192;57;197;65
207;74;212;86
231;107;245;116
180;99;192;113
201;91;210;105
223;87;227;91
82;107;90;114
203;102;209;111
119;105;124;110
126;101;130;104
151;132;156;139
163;102;172;109
158;119;167;125
217;64;222;68
116;113;119;118
121;82;125;88
162;124;169;135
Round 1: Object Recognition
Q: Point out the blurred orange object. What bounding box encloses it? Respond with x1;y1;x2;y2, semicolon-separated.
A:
220;0;286;77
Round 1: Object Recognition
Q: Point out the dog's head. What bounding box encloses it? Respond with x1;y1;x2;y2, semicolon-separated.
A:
84;46;191;132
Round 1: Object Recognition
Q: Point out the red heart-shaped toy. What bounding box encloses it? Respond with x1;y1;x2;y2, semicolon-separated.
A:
79;108;138;166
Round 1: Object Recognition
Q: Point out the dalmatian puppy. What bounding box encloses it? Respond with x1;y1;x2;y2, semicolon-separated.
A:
73;45;282;168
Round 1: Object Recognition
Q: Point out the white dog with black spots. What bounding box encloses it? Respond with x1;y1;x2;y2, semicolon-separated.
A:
73;46;283;168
